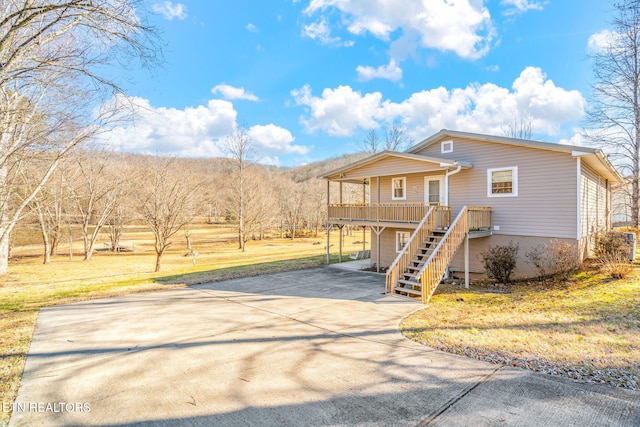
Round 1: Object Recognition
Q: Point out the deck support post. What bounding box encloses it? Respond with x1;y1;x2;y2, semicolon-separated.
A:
464;233;469;289
371;226;385;272
326;223;332;265
338;224;344;263
363;182;367;252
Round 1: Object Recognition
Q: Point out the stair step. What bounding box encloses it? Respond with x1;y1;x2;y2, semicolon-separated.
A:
419;246;437;253
411;252;433;262
398;279;422;288
414;249;434;258
394;286;421;296
423;238;441;246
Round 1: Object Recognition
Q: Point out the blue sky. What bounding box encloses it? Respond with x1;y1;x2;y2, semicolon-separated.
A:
107;0;615;166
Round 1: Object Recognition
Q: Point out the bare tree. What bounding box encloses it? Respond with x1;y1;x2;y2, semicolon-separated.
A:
132;157;199;272
586;0;640;227
68;150;123;261
361;120;412;153
304;180;327;237
30;171;67;264
501;115;534;140
223;124;256;251
279;180;305;240
361;129;381;154
107;205;130;252
384;119;413;151
0;0;160;274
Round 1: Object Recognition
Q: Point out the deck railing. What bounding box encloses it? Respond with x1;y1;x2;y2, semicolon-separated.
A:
328;202;441;224
385;206;491;302
468;206;492;230
385;205;452;294
416;207;469;303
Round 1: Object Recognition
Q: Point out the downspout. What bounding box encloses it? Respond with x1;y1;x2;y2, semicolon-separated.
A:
576;157;582;242
441;162;462;280
442;162;462;206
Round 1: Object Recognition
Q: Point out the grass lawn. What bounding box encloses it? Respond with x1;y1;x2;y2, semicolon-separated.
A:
401;264;640;391
0;224;365;425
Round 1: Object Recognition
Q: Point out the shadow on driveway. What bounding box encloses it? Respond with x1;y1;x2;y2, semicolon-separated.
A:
9;267;640;426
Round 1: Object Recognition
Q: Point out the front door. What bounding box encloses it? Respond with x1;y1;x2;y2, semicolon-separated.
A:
425;176;445;204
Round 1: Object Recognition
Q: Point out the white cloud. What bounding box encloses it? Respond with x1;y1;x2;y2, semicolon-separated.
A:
588;30;616;53
292;67;585;138
356;60;402;82
152;1;187;20
101;96;235;157
100;96;306;160
559;131;589;147
212;84;259;101
291;85;383;136
302;18;354;47
246;23;258;32
303;0;494;59
501;0;544;16
248;124;310;155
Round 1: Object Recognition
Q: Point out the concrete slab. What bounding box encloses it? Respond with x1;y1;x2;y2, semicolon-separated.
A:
8;266;640;426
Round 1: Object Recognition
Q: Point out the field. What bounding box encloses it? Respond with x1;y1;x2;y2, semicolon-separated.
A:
0;222;366;425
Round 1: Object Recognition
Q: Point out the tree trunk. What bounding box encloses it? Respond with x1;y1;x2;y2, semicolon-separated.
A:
82;223;91;261
0;166;9;274
50;228;60;256
85;242;95;261
155;251;163;272
0;230;9;275
36;208;51;264
68;229;74;259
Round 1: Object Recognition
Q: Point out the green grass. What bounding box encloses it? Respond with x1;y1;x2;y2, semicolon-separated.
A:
400;266;640;390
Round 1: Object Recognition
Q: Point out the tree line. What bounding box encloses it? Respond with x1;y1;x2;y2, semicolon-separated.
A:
12;141;367;272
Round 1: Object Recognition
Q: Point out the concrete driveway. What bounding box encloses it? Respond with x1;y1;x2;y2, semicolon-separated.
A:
9;266;640;426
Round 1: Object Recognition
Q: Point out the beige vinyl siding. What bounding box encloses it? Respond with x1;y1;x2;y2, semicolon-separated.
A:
336;156;443;180
369;172;444;203
580;163;608;237
375;228;405;268
579;163;609;257
415;136;578;239
447;235;579;279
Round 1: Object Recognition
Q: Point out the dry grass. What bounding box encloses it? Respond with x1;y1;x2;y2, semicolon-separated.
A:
0;223;365;425
401;265;640;390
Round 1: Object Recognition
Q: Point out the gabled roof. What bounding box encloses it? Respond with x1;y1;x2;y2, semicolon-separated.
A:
318;150;472;181
408;129;622;183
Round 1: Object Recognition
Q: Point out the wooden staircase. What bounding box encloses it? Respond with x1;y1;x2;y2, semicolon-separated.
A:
393;231;445;298
386;206;491;303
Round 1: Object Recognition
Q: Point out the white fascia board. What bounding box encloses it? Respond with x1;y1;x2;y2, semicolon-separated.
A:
571;151;591;157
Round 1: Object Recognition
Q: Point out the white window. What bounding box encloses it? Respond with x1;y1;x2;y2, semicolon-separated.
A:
441;140;453;153
391;177;406;200
396;231;410;253
487;167;518;197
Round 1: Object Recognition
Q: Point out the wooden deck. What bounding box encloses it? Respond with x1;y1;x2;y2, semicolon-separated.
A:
328;202;446;225
327;203;491;230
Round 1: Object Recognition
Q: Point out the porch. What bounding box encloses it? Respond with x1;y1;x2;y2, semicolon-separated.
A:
327;203;492;233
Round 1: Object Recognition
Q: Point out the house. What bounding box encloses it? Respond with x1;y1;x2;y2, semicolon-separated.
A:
320;129;622;303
